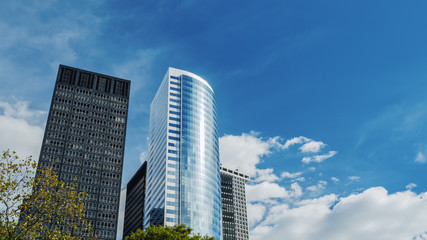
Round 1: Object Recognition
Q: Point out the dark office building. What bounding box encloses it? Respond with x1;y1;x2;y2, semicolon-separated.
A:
37;65;130;240
220;165;250;240
123;161;147;238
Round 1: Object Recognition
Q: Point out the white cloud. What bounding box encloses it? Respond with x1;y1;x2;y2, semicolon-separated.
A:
246;182;290;202
406;183;417;190
248;203;266;227
283;136;310;149
306;180;327;192
220;133;335;175
294;177;306;182
0;101;45;159
283;137;327;154
247;181;303;203
219;133;275;176
281;171;303;179
299;140;325;153
331;177;339;183
348;176;360;181
254;168;279;183
251;187;427;240
290;182;303;198
302;151;337;164
415;152;426;163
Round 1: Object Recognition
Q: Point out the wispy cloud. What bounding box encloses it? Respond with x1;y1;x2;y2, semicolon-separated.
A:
306;180;327;192
348;176;361;182
280;171;303;179
331;177;340;183
283;136;310;149
0;1;106;101
415;152;426;163
302;151;337;164
406;183;417;190
299;140;325;153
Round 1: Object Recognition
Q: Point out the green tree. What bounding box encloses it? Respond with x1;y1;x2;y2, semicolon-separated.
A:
126;224;215;240
0;150;94;240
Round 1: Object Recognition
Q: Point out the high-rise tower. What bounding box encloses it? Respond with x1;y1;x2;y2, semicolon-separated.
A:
144;67;221;239
220;165;250;240
37;65;130;240
123;161;147;238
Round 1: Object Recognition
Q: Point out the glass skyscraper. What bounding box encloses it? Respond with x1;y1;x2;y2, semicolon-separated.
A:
144;67;221;239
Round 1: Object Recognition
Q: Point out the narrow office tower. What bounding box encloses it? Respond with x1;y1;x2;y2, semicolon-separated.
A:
144;68;222;240
123;161;147;238
37;65;130;240
220;165;250;240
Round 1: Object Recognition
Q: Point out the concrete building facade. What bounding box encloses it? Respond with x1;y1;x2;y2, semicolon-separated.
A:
220;165;250;240
37;65;130;239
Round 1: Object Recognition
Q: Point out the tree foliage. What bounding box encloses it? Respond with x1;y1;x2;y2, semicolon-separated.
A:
126;224;215;240
0;150;94;240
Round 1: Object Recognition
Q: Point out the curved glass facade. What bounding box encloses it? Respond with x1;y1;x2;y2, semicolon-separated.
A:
144;68;221;240
180;74;221;240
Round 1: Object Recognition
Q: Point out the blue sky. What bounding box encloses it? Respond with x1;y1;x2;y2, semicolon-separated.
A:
1;1;427;239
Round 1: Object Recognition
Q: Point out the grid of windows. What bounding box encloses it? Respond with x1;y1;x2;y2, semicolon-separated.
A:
220;166;250;240
37;65;130;240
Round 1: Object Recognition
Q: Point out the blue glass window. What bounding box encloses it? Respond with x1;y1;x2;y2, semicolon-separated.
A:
167;193;178;198
167;186;179;191
167;163;178;168
169;110;180;116
167;201;178;207
169;117;180;122
169;123;180;128
167;178;178;183
166;209;178;214
168;156;179;161
166;217;178;223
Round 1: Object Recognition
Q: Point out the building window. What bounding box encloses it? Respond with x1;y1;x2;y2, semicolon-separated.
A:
60;68;75;85
78;72;94;89
97;77;111;93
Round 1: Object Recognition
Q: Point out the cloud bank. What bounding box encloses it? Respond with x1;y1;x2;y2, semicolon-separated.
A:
219;132;427;240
